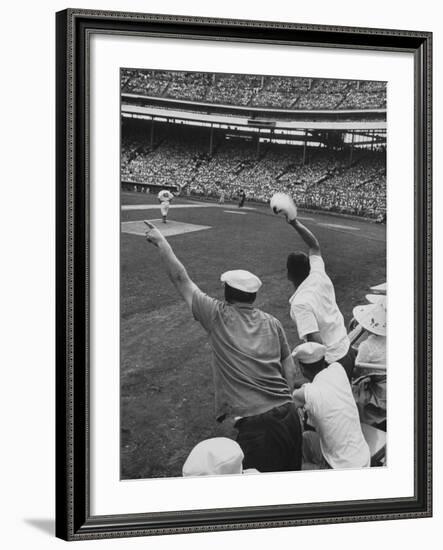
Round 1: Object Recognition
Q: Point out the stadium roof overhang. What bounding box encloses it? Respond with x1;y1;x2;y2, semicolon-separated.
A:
121;93;386;121
121;103;387;132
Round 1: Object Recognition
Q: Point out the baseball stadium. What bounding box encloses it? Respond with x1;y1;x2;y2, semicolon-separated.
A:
120;69;387;479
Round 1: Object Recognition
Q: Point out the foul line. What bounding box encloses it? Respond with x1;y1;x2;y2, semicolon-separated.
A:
122;203;257;211
317;222;360;231
122;204;216;211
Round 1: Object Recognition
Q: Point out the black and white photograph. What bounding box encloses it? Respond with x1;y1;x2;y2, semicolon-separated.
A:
120;69;387;480
0;0;438;546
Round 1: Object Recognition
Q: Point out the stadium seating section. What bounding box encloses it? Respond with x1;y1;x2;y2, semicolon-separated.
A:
121;124;386;220
121;70;386;110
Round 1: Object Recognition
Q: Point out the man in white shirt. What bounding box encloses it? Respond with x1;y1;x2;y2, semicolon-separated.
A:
283;215;354;379
292;342;370;470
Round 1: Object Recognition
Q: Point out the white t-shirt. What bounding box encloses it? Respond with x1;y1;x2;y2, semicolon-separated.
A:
289;255;349;363
303;363;370;469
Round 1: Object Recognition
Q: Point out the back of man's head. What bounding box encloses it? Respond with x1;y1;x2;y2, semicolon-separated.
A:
220;270;261;304
292;342;327;381
224;283;256;304
287;252;310;285
300;358;326;381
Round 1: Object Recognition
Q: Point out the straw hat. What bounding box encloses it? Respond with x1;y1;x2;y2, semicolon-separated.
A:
369;282;387;294
352;302;387;336
365;294;387;305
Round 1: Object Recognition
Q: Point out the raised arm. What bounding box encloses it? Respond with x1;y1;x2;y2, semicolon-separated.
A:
288;219;321;256
144;221;199;310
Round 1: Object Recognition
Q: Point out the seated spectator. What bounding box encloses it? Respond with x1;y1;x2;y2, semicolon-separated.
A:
351;301;387;429
353;301;387;368
291;342;371;470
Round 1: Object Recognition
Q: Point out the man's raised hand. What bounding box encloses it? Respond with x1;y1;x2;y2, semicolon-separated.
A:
144;220;165;247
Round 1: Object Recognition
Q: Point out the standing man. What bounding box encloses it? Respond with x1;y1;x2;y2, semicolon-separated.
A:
157;189;174;223
292;342;370;470
144;221;302;473
277;206;354;379
238;189;246;208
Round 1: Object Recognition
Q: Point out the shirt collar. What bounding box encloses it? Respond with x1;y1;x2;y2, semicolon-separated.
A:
227;301;254;310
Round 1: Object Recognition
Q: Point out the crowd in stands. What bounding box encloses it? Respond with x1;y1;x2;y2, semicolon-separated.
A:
121;69;387;110
121;132;206;189
121;124;386;220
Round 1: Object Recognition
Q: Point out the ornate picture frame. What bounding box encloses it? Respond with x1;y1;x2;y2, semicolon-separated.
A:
55;8;432;541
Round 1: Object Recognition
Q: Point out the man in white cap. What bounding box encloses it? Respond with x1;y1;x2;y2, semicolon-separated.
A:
275;204;354;379
144;221;302;473
292;342;370;469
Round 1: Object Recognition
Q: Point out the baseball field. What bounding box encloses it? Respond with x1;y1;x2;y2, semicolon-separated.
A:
120;191;386;479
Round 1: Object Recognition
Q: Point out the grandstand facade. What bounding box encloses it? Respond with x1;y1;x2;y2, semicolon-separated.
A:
121;69;386;220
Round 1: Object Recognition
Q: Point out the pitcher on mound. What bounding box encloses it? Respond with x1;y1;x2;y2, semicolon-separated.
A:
157;189;174;223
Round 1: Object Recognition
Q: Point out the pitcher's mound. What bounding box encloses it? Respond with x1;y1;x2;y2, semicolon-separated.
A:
121;219;211;238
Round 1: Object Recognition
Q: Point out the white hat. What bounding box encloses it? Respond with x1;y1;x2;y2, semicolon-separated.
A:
220;270;262;293
292;342;327;364
353;302;387;336
182;438;244;477
365;294;387;305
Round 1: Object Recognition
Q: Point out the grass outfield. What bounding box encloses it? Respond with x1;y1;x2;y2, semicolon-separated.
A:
120;191;386;479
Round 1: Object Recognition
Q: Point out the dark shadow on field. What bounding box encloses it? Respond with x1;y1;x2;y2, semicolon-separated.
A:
120;197;386;480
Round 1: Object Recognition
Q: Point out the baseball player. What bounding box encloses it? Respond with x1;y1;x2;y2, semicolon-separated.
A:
238;189;246;208
157;189;174;223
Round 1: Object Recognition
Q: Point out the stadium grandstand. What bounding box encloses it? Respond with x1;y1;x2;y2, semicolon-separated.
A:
121;69;386;221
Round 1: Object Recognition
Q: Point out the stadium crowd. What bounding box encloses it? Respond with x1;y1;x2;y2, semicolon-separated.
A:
121;125;386;220
121;70;387;110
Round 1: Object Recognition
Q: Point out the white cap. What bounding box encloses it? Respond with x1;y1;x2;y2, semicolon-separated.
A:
182;438;244;477
292;342;327;364
353;302;387;336
220;270;262;293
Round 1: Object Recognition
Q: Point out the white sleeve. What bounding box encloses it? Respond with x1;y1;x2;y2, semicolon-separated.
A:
309;255;325;273
290;303;319;339
356;339;371;363
303;383;321;419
